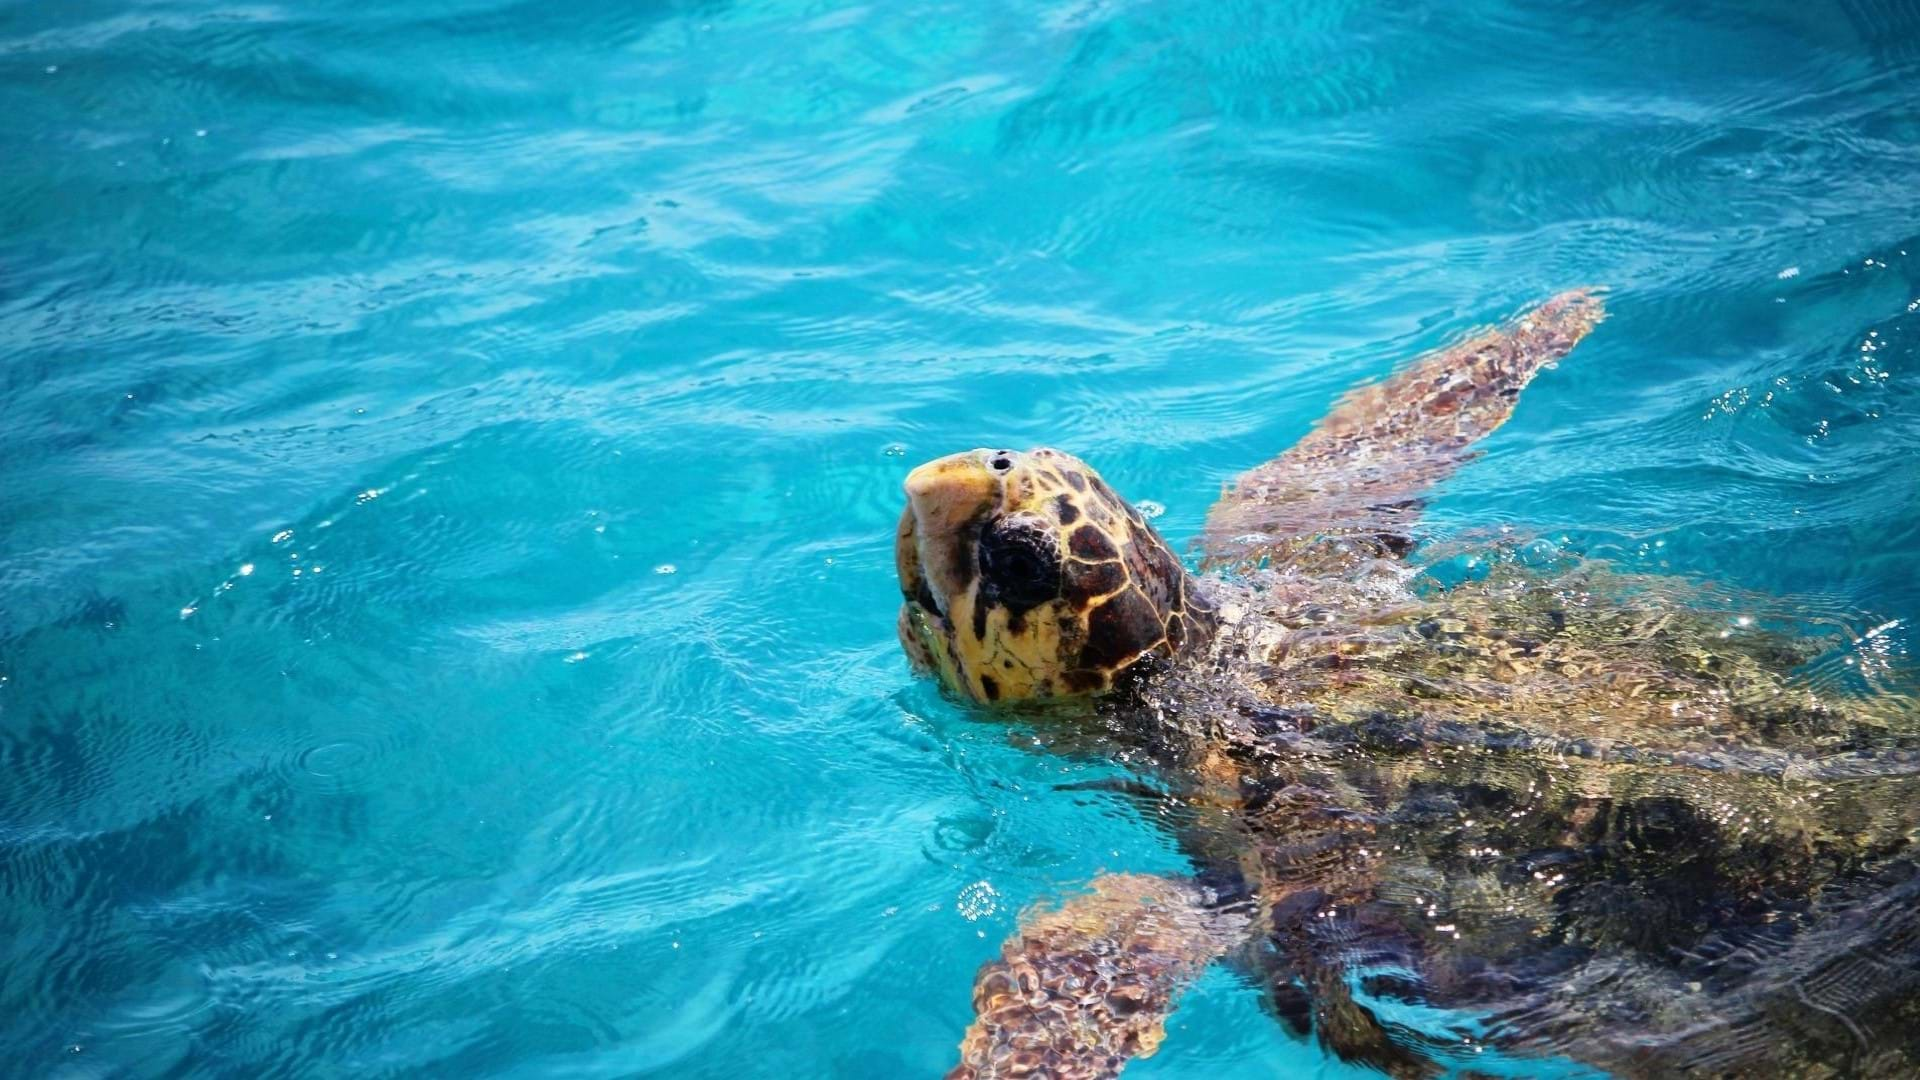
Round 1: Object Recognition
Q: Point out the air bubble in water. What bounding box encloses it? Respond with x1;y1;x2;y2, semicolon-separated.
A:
956;880;998;920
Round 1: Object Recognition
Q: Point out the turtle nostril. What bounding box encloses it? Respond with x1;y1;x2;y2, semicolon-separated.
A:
989;451;1015;472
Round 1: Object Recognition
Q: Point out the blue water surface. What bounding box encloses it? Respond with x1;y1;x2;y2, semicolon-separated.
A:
3;0;1919;1075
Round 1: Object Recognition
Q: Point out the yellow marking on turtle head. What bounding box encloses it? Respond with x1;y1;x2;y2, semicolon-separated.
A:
895;447;1213;704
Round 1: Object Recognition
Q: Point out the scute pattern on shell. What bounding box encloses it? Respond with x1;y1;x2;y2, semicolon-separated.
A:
1145;547;1920;1076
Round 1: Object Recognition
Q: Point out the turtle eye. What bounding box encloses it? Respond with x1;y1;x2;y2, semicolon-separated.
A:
977;516;1061;610
988;451;1016;473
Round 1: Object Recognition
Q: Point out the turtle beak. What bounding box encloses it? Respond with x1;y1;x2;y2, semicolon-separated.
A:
903;450;1005;607
898;450;1013;687
904;450;1002;539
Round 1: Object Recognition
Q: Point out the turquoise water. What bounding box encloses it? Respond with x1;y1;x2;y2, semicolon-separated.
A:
4;0;1919;1075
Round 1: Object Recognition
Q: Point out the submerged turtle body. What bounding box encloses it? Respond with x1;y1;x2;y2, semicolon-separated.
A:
893;292;1920;1078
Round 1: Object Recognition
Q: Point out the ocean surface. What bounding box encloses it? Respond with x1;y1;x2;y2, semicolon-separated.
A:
3;0;1919;1075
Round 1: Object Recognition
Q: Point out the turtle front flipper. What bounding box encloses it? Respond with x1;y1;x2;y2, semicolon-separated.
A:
1204;289;1605;570
948;873;1239;1079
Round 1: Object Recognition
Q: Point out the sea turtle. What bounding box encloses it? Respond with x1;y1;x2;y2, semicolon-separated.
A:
893;291;1920;1079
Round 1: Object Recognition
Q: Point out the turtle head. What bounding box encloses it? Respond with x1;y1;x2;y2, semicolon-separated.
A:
895;447;1214;705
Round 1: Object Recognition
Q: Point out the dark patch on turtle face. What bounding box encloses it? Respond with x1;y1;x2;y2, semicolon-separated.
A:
1053;495;1080;525
912;579;942;618
1146;543;1181;605
979;674;1000;701
977;515;1062;613
1081;587;1166;670
1123;527;1180;608
1069;525;1119;561
1065;470;1087;492
1068;559;1127;600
